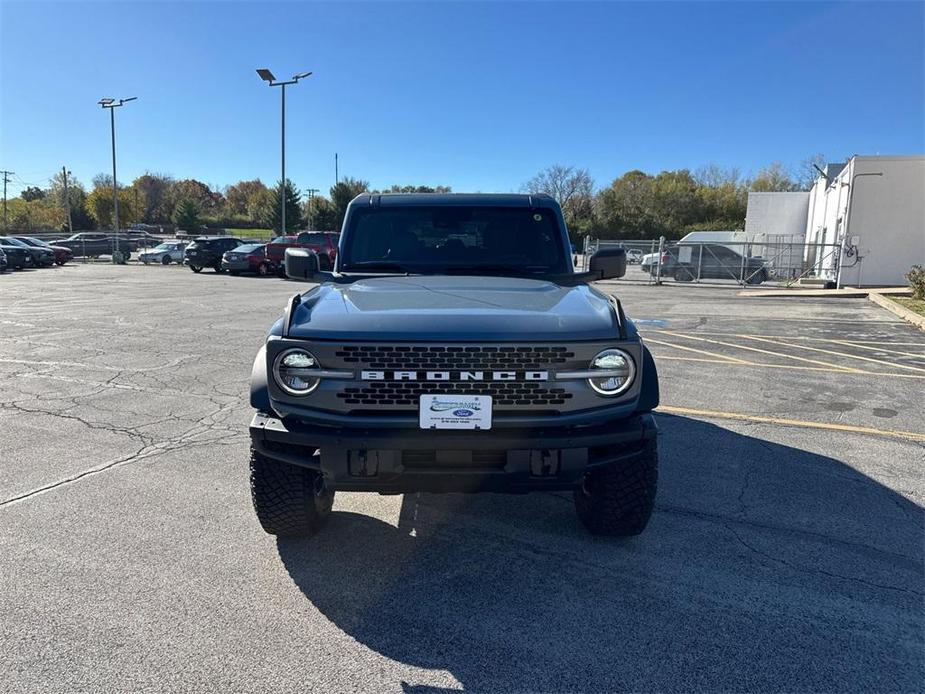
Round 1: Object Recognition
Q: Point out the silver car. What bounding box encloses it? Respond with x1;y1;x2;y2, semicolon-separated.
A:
139;241;187;265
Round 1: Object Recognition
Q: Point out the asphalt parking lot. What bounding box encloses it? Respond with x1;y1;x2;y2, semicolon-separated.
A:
1;264;923;693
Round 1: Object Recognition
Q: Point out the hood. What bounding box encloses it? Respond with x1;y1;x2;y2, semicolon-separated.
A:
283;275;621;342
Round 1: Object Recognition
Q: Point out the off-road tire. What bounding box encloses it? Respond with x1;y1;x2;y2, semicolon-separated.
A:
573;439;658;536
249;446;334;537
190;264;202;273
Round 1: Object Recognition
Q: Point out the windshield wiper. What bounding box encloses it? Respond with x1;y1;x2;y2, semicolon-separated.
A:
341;261;419;274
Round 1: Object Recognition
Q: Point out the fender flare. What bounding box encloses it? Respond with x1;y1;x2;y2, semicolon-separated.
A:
250;345;272;412
636;345;660;413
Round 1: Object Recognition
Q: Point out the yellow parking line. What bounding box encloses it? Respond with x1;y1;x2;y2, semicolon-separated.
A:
655;356;737;364
656;405;925;443
648;350;925;379
825;339;925;360
652;330;863;373
644;337;751;364
739;334;925;375
642;330;925;353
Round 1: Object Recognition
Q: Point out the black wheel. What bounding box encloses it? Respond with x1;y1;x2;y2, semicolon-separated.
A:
574;439;658;536
161;255;171;265
673;267;694;282
257;263;270;277
229;270;240;276
249;446;334;537
190;264;202;273
214;264;224;273
746;270;766;285
277;265;287;278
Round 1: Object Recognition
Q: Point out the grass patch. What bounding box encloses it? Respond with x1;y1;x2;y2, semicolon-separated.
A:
225;228;275;240
890;296;925;317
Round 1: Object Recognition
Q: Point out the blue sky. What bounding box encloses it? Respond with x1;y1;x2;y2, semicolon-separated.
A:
1;1;923;197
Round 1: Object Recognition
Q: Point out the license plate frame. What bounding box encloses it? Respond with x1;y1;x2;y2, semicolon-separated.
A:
419;394;492;430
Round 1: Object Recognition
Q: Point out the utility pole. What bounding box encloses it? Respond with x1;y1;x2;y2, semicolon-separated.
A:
305;188;319;230
61;167;74;234
98;97;137;263
1;170;12;230
335;153;339;185
256;68;311;236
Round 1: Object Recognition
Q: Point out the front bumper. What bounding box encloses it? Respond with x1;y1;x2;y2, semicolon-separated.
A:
250;410;657;493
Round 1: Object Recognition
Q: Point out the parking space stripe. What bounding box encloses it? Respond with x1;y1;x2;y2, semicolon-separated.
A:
643;337;751;364
737;334;925;374
650;330;863;373
656;405;925;443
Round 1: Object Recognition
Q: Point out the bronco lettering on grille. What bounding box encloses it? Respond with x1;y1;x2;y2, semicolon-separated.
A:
360;370;549;382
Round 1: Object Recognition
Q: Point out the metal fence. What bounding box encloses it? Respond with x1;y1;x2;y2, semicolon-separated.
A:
583;237;844;287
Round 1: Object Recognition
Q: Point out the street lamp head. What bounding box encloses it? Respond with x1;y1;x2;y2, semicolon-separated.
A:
256;68;276;82
293;71;313;81
98;98;114;106
121;97;137;103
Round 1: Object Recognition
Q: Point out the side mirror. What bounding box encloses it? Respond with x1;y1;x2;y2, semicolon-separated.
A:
589;248;626;279
285;247;319;281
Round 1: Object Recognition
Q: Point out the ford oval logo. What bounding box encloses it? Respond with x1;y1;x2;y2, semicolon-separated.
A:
453;409;474;417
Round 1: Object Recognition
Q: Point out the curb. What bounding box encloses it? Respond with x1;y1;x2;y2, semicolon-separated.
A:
868;292;925;331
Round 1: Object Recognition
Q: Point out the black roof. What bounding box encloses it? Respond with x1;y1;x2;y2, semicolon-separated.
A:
349;193;557;208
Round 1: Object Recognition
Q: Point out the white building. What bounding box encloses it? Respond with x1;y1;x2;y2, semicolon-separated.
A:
804;155;924;287
744;155;925;287
745;191;809;240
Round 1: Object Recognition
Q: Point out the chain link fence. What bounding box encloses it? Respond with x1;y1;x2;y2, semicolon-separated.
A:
582;236;843;287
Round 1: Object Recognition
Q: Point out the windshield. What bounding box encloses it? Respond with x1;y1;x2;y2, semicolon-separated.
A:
340;206;568;275
233;244;261;253
153;243;175;251
0;237;28;247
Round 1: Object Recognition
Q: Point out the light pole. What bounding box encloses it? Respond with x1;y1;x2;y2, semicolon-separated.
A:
305;188;319;230
256;68;311;237
98;96;137;263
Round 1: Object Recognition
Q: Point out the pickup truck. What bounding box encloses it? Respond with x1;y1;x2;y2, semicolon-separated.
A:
248;194;660;537
265;231;338;276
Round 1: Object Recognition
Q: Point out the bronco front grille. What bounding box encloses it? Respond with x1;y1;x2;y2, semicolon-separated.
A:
336;381;573;407
334;345;574;371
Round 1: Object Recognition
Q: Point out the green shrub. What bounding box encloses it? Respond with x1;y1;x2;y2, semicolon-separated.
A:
906;265;925;300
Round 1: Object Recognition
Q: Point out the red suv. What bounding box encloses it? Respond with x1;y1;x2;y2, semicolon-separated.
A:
265;231;338;276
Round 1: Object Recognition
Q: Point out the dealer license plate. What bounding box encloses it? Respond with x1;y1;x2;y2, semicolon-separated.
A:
419;394;492;430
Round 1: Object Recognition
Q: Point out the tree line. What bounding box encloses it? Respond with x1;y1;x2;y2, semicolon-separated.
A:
523;157;823;240
4;156;820;240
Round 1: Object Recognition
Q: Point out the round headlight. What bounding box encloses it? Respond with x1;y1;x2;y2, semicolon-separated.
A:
273;348;321;396
587;348;636;396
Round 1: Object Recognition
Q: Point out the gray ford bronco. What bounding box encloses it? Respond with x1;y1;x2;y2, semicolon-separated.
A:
248;193;659;536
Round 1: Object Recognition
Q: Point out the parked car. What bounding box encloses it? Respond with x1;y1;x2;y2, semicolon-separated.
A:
139;241;187;265
12;236;72;265
0;236;54;267
221;243;273;276
0;248;7;273
125;230;166;249
0;239;33;269
265;231;339;276
626;249;643;264
247;193;658;538
644;243;768;284
50;232;134;259
184;236;242;273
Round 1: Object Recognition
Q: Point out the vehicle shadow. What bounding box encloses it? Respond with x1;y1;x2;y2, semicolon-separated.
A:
276;414;923;692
